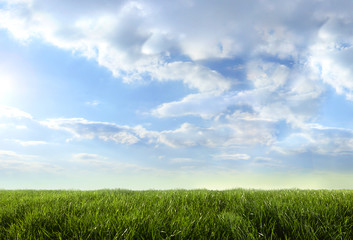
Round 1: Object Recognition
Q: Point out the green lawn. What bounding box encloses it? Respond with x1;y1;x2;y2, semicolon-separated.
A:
0;189;352;239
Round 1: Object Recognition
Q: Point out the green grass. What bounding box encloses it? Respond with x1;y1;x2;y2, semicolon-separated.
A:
0;189;353;239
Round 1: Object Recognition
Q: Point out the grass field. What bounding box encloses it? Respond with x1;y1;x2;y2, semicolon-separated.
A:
0;189;353;239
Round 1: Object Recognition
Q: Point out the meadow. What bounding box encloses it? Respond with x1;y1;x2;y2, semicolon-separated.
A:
0;189;352;239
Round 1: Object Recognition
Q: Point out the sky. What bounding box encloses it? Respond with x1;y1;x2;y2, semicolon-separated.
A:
1;0;353;190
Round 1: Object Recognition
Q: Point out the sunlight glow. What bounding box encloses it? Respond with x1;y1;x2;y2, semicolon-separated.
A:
0;73;15;102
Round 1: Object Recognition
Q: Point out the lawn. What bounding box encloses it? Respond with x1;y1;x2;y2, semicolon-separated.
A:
0;189;352;239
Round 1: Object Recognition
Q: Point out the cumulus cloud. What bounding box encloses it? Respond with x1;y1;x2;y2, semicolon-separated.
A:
247;61;289;91
0;0;327;94
2;0;353;160
272;124;353;156
0;0;349;81
309;19;353;100
152;57;323;128
0;0;235;93
0;1;341;107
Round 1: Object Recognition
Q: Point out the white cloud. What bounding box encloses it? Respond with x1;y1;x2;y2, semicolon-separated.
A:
157;123;215;148
152;58;323;128
13;140;47;146
100;131;140;145
309;127;353;155
85;100;100;106
157;116;275;148
272;123;353;156
41;118;141;144
40;117;166;146
310;40;353;99
0;0;235;93
272;133;313;155
0;0;335;123
0;105;32;119
40;116;277;149
152;92;236;119
247;61;289;91
220;111;277;146
15;125;28;129
0;0;348;76
149;62;232;93
213;153;251;160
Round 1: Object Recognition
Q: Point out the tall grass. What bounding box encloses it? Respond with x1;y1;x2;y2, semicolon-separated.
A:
0;189;352;239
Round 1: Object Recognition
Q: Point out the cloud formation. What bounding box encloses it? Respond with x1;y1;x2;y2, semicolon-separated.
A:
0;0;350;103
41;118;141;144
273;124;353;156
0;105;32;119
40;116;276;149
0;0;235;93
1;0;353;179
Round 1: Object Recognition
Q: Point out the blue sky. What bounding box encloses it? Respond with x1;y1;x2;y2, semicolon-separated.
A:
1;0;353;189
